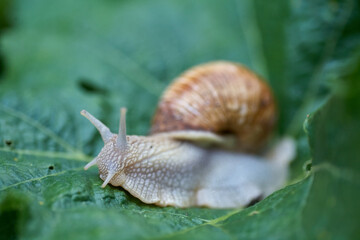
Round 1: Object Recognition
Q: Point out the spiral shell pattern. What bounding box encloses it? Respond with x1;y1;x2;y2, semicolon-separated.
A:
151;61;276;152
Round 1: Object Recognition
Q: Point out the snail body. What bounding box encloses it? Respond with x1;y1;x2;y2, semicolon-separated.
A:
81;61;295;208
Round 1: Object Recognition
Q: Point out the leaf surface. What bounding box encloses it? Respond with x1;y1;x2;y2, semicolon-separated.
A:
0;0;359;239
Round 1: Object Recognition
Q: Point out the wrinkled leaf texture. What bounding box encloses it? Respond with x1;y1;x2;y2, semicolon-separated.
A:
0;0;359;239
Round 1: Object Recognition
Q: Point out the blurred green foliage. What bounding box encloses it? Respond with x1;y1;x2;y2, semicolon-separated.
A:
0;0;359;239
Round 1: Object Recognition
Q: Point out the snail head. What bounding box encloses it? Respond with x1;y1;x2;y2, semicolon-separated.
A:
80;108;128;188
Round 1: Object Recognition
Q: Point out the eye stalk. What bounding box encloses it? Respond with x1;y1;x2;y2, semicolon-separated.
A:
80;110;113;143
116;108;128;151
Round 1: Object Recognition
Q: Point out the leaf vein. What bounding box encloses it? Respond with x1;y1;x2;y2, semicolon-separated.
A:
0;167;84;191
0;104;81;154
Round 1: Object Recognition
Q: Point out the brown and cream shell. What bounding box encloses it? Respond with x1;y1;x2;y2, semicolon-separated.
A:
151;61;276;152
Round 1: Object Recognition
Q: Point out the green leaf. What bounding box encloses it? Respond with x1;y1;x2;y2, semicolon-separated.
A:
302;55;360;239
0;0;359;239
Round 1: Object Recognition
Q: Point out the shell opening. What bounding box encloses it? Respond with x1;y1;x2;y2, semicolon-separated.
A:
80;110;113;143
116;108;128;151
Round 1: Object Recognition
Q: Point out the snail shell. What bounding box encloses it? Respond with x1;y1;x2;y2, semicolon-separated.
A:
152;61;276;152
81;61;295;208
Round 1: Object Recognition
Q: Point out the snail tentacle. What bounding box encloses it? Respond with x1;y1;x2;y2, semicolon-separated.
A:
81;110;113;143
116;108;128;151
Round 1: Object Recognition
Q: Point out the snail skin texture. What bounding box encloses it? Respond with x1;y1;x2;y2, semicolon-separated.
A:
81;61;296;208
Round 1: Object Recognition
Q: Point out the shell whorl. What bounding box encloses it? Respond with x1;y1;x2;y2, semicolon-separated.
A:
151;61;276;152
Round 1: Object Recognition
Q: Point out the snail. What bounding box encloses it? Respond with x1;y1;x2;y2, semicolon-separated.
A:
81;61;295;208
